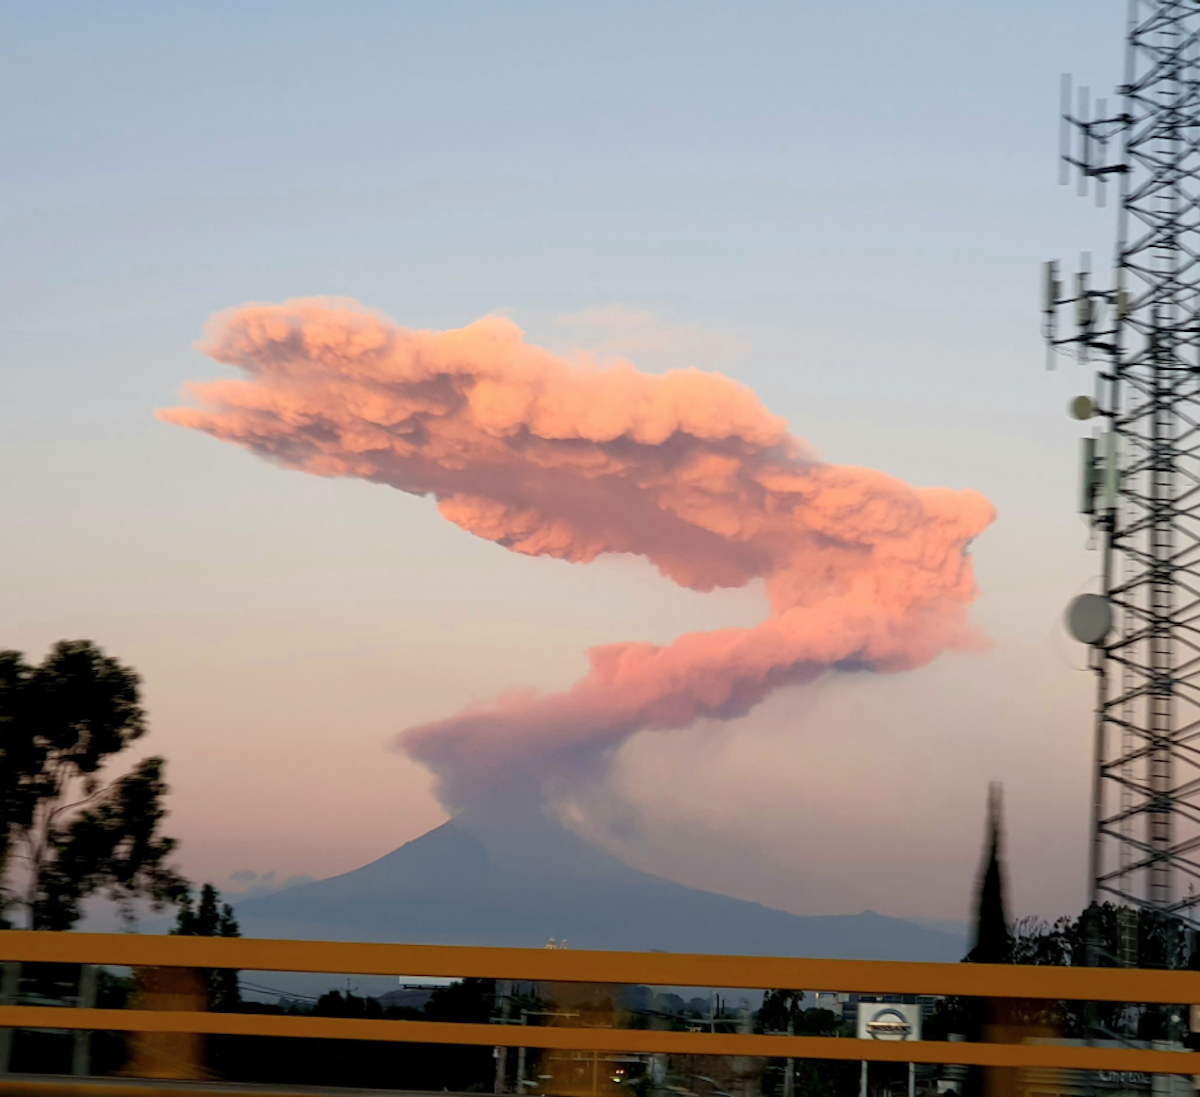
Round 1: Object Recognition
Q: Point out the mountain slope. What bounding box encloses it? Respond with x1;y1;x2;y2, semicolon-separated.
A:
235;802;964;961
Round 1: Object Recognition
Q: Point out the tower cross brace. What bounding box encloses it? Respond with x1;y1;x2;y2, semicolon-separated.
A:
1048;0;1200;950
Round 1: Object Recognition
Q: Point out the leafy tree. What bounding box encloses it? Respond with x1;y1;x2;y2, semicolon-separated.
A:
756;993;853;1097
172;883;241;1010
0;641;187;929
424;976;496;1023
928;905;1194;1045
757;994;856;1097
314;989;384;1018
1009;914;1072;967
174;883;239;939
757;988;805;1034
796;1007;840;1036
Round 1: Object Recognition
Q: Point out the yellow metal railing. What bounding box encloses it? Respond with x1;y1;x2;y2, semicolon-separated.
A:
0;931;1197;1080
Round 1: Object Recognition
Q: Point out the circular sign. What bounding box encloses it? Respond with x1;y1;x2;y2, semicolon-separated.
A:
1066;593;1113;645
864;1007;913;1041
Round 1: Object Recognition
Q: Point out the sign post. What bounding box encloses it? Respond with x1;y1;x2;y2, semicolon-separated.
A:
856;1002;923;1097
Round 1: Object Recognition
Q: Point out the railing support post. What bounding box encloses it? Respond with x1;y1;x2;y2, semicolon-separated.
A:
124;966;207;1080
71;964;96;1077
494;978;511;1094
783;1016;795;1097
516;1010;527;1092
0;961;19;1074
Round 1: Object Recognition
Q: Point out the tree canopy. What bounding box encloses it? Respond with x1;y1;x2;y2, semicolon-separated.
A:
172;883;241;1010
0;640;186;929
757;989;805;1034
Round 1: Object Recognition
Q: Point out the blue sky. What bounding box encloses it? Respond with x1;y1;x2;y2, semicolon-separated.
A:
3;1;1124;923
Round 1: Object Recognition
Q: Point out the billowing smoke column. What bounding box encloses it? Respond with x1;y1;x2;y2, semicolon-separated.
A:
160;298;994;808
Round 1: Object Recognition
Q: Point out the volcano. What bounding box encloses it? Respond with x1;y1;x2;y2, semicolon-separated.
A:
233;801;963;961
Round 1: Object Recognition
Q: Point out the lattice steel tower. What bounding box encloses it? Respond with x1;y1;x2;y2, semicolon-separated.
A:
1047;0;1200;949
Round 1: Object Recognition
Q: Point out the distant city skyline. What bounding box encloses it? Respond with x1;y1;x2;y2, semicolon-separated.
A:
3;0;1121;923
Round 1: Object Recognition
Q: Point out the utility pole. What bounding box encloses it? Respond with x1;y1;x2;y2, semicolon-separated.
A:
782;1014;795;1097
0;962;18;1074
494;979;512;1094
516;1011;528;1093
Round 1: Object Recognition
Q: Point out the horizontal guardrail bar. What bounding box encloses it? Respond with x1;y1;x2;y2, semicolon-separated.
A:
0;1006;1196;1074
0;1078;451;1097
2;933;1200;1003
0;1080;441;1097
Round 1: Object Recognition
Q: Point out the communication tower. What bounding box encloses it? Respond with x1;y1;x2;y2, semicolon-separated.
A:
1047;0;1200;959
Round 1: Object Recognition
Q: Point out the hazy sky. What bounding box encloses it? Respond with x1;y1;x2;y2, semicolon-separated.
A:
3;1;1125;926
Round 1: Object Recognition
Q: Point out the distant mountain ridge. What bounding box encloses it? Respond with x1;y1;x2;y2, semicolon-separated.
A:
235;800;965;962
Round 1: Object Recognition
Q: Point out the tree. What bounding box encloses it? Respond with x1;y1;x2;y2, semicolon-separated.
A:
967;782;1011;965
172;883;241;1010
757;992;853;1097
0;640;187;929
758;989;805;1034
963;783;1013;1097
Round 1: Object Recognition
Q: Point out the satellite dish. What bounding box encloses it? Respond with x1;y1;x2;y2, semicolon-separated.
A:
1066;593;1112;644
1070;395;1095;420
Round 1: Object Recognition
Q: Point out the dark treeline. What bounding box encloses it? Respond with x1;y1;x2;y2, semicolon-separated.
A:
11;975;499;1090
929;902;1197;1045
11;904;1196;1091
204;978;498;1091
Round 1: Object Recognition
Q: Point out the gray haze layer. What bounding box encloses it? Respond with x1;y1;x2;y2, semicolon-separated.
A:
235;800;966;962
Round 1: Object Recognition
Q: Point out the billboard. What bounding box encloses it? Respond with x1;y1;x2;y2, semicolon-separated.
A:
856;1002;922;1042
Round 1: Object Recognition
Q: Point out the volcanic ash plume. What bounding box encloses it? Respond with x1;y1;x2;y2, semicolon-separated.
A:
160;298;995;807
